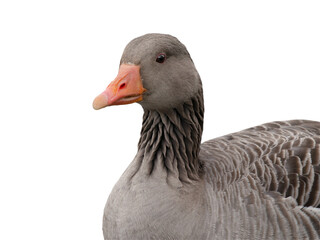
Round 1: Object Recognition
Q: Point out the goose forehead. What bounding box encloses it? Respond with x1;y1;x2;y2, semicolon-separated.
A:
121;34;189;63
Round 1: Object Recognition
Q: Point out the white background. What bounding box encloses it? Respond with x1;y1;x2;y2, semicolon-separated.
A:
1;1;319;239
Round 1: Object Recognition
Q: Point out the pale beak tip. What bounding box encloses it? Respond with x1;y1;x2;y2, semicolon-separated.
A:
92;93;108;110
92;99;100;110
92;101;100;110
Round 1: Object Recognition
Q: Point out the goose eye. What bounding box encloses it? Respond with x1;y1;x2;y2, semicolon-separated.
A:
156;53;166;63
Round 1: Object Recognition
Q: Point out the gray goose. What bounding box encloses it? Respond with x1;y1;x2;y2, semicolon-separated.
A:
93;34;320;240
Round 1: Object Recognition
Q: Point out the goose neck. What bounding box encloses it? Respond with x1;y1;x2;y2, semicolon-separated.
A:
137;89;204;183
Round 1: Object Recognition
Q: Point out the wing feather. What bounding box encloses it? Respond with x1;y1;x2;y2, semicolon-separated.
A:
200;120;320;208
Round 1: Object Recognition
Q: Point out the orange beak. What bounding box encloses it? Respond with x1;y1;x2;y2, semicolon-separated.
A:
93;64;146;110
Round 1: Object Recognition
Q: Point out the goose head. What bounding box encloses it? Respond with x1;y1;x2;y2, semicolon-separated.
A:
93;33;202;111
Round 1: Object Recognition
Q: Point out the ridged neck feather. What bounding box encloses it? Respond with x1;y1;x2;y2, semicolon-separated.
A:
136;89;204;183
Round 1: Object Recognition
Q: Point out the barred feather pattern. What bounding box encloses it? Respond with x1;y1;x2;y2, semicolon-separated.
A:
200;120;320;239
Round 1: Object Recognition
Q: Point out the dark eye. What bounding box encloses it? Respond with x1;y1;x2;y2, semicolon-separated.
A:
156;53;166;63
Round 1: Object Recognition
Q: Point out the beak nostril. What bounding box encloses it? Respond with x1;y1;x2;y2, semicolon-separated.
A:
119;83;126;90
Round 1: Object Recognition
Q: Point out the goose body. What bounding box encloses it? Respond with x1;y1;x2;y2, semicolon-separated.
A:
93;34;320;239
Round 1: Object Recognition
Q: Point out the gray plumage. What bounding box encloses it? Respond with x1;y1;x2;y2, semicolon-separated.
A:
100;34;320;239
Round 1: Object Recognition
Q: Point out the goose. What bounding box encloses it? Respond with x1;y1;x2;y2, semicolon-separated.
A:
93;33;320;240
